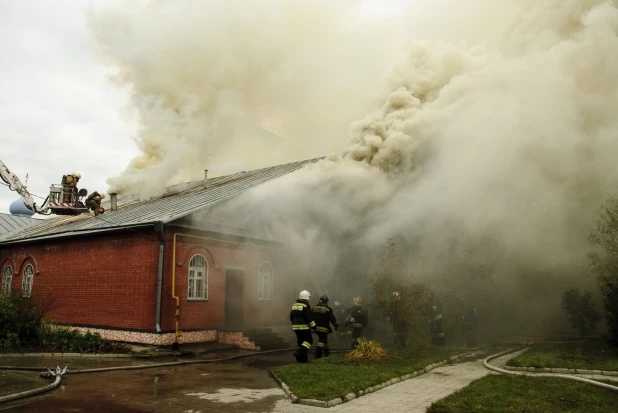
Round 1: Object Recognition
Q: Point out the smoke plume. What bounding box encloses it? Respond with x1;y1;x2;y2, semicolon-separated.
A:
92;0;618;338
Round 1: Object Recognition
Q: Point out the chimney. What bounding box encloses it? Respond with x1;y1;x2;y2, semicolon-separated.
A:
203;169;208;189
110;193;118;211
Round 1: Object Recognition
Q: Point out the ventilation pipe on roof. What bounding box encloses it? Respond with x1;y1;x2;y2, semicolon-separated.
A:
110;193;118;211
203;169;208;189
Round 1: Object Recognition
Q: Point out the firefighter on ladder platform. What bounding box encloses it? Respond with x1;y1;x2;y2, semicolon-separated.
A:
312;295;339;359
61;172;81;203
290;290;317;363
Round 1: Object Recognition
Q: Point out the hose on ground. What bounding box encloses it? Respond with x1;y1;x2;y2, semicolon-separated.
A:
483;346;618;392
0;375;62;404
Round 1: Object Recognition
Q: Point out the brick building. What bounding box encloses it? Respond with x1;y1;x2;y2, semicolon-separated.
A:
0;158;321;350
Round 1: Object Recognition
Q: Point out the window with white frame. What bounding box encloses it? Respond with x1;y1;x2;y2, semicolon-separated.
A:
1;266;12;295
188;255;208;299
22;264;33;297
258;262;273;300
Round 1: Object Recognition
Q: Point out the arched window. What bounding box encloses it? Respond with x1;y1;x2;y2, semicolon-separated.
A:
188;255;208;300
1;266;12;295
22;264;33;297
258;262;273;301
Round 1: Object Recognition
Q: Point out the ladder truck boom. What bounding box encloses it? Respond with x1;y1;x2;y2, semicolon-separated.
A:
0;158;39;212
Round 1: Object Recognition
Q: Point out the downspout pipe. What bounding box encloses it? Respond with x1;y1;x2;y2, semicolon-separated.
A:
154;222;165;334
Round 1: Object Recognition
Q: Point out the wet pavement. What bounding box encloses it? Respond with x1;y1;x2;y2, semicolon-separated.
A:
0;351;294;413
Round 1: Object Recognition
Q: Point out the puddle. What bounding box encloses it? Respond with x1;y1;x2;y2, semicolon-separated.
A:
186;388;283;403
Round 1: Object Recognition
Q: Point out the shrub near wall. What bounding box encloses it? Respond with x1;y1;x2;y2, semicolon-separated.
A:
0;292;131;353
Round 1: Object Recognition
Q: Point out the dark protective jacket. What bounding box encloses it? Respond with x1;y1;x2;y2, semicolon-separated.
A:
346;305;368;329
312;302;339;333
290;299;317;331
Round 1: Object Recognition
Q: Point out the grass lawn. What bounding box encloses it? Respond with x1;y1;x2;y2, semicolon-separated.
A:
507;338;618;371
271;346;463;401
427;374;618;413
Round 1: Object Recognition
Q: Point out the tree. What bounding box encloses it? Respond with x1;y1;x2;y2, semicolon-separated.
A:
588;195;618;346
561;287;600;338
369;238;427;341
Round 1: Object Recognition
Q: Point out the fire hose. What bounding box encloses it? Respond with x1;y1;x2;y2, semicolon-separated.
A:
483;346;618;392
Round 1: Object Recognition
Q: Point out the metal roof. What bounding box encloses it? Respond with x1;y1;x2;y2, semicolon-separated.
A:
0;213;39;237
0;157;322;244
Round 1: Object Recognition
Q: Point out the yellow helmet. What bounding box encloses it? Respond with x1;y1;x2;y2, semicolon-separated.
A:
353;296;362;306
100;193;106;199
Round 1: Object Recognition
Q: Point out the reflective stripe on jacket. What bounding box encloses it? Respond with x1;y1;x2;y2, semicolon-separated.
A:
290;299;316;330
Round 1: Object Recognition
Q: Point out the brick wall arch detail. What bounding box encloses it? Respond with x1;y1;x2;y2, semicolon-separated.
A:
178;245;215;269
1;258;16;274
19;256;39;275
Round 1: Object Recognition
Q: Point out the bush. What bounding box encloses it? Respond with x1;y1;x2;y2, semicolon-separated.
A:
561;288;600;338
0;291;48;351
0;293;132;354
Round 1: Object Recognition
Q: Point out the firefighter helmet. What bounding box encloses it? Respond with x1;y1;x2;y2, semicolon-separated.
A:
353;296;362;306
99;207;105;213
299;290;311;300
100;193;106;199
319;295;329;304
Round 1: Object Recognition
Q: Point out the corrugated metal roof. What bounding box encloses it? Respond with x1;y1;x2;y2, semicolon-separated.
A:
0;213;39;236
0;157;322;243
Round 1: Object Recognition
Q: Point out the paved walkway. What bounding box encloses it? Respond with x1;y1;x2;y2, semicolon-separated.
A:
258;351;518;413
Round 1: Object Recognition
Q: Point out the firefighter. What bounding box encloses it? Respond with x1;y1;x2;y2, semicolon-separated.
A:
390;291;408;348
427;292;445;346
344;296;368;349
86;191;105;216
62;172;81;203
458;297;479;347
290;290;317;363
312;295;339;358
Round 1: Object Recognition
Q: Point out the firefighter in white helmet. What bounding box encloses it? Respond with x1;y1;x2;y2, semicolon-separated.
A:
289;290;317;363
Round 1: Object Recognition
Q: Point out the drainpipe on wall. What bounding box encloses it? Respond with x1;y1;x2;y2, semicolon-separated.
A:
203;169;208;189
154;222;165;334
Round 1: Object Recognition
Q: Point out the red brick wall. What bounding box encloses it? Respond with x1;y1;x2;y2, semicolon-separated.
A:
0;230;160;330
0;227;297;334
159;229;294;332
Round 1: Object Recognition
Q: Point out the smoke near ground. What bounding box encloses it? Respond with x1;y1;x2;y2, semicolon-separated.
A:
93;0;618;338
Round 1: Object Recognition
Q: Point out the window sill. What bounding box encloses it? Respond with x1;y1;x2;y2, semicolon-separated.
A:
187;298;208;302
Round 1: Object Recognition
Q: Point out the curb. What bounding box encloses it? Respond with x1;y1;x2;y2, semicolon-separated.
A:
505;366;618;376
269;352;469;408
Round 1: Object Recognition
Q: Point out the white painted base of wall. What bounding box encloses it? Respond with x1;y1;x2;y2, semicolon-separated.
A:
70;327;261;350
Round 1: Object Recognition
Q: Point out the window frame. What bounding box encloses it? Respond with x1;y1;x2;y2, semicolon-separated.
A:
257;261;273;301
187;254;208;300
21;264;34;297
1;266;12;295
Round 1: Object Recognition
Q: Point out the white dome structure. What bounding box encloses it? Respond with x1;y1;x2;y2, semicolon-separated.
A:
9;199;35;217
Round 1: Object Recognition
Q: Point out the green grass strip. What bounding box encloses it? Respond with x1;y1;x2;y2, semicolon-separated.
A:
507;339;618;371
427;374;618;413
272;347;461;401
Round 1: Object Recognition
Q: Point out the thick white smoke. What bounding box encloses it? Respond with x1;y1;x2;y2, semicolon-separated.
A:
92;0;618;336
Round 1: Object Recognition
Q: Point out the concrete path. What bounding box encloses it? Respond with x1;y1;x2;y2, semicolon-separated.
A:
257;351;519;413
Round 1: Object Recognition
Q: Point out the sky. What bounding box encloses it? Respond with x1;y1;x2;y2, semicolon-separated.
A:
0;0;138;214
0;0;408;214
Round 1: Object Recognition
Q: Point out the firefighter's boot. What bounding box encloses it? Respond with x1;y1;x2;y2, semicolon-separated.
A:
324;347;330;357
315;346;323;359
298;348;309;363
